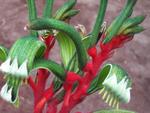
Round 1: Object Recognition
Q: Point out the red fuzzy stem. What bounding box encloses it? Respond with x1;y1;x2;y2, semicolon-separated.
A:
46;99;60;113
35;35;55;98
27;35;56;113
34;84;54;113
28;76;37;93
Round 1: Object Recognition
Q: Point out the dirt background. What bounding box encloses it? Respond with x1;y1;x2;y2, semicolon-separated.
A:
0;0;150;113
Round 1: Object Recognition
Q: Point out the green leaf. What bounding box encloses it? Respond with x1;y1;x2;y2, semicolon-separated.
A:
0;45;8;61
54;0;77;20
33;59;66;81
56;32;76;69
103;0;137;44
94;109;135;113
118;15;146;35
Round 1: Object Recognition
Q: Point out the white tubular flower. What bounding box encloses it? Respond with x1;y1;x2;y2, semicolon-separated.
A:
0;57;28;78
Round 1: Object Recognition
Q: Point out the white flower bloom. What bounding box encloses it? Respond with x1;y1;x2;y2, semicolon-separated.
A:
16;59;28;77
0;57;28;78
0;57;11;73
103;75;131;103
0;83;14;103
10;57;18;75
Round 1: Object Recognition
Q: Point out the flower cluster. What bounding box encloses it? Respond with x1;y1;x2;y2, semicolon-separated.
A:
0;0;145;113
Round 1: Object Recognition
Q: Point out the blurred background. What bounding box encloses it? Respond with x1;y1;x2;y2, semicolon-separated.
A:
0;0;150;113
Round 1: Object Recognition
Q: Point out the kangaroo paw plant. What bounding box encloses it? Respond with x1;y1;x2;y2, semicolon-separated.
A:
0;0;145;113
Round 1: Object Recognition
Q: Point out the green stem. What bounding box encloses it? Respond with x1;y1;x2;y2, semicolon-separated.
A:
90;0;108;47
26;0;38;36
42;0;54;18
103;0;137;44
29;18;88;69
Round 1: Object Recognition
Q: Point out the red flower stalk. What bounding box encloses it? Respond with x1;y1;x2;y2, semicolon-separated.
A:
28;35;56;113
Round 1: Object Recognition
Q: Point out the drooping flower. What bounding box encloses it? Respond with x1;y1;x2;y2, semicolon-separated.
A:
0;35;46;104
99;63;132;108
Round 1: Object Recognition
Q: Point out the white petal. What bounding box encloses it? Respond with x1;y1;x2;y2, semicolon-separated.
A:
0;83;12;103
10;58;18;75
16;59;28;77
124;88;131;103
0;83;8;95
103;75;131;103
0;58;11;73
103;75;117;88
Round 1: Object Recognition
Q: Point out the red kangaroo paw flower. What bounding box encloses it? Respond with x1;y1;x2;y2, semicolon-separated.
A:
59;35;133;113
